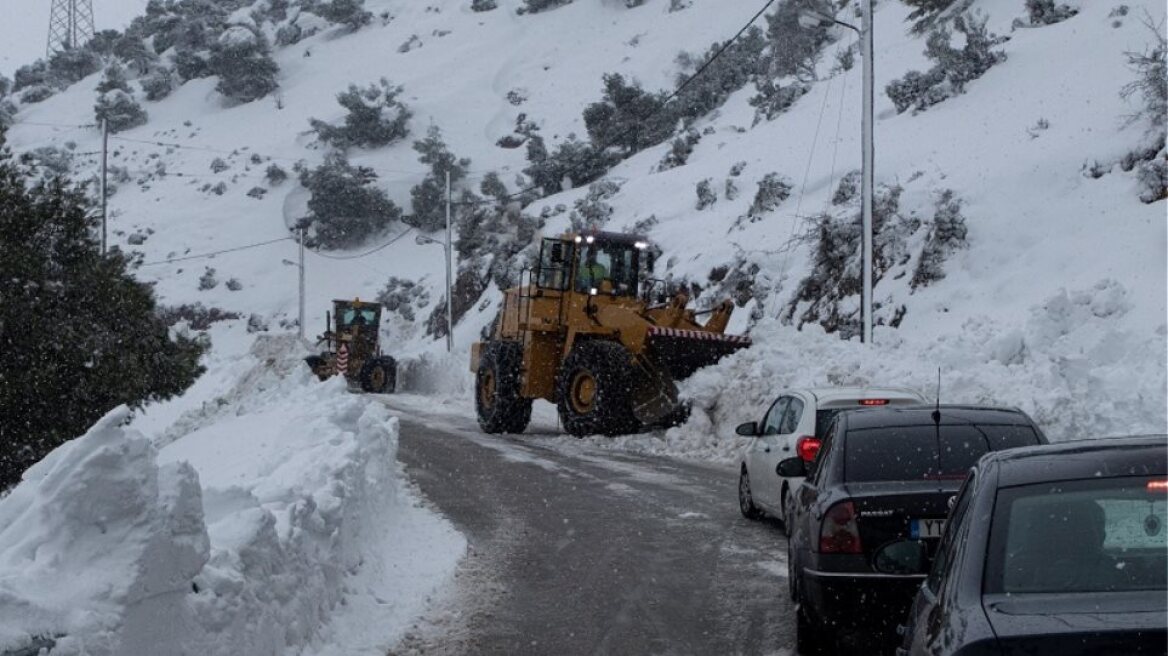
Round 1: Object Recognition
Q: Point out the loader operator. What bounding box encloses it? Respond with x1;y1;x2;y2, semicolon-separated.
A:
577;248;609;292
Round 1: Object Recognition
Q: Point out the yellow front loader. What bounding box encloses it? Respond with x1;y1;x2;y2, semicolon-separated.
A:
470;232;751;436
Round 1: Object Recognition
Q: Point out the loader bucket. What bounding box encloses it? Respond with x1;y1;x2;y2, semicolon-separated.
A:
645;326;752;380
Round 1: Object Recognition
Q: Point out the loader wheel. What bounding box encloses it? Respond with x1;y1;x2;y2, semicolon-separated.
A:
556;341;641;437
360;357;396;394
476;341;532;434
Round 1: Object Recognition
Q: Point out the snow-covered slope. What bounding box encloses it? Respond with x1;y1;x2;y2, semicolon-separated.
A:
3;0;1165;437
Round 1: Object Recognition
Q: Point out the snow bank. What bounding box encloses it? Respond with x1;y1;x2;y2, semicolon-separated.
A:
381;280;1165;466
0;337;464;656
666;280;1168;463
0;407;207;656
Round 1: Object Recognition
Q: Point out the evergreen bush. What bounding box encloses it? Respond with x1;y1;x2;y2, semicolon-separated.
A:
299;153;402;248
310;79;411;149
209;26;279;103
885;13;1007;114
0;128;204;490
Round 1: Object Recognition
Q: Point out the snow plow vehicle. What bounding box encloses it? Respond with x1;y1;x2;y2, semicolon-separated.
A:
305;299;397;393
470;231;751;436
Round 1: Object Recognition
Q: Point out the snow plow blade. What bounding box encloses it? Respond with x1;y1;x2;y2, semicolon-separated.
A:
645;326;751;380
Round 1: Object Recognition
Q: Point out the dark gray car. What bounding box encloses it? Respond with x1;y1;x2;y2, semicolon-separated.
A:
782;405;1047;655
897;435;1168;656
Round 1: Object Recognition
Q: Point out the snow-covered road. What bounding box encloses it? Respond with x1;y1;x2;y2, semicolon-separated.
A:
379;397;795;656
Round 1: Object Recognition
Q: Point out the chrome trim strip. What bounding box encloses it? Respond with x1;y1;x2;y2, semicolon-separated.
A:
805;569;927;581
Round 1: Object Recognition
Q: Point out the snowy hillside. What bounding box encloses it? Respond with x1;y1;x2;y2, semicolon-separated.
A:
0;0;1165;651
2;0;1165;432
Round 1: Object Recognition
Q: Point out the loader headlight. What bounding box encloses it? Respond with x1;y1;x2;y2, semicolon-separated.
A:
585;235;595;244
634;241;649;250
574;235;582;243
590;288;599;296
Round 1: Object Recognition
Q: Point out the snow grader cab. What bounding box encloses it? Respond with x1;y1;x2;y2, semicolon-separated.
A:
470;231;751;436
305;299;397;393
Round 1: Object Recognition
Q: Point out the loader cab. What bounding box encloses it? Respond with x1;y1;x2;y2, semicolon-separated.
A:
331;299;382;355
537;233;650;297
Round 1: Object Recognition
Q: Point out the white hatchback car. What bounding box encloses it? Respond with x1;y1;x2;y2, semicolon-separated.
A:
735;387;928;530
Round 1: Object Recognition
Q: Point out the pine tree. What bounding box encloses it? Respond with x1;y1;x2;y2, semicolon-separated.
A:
312;0;372;30
96;61;130;94
407;125;471;231
209;26;279;104
0;127;204;490
582;73;674;155
300;152;402;248
94;63;148;132
310;79;411;148
47;47;102;86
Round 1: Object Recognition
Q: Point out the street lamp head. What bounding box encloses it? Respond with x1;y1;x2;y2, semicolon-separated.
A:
281;259;297;267
415;234;433;246
798;9;829;28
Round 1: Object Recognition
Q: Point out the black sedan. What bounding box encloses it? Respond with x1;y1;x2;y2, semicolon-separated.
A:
897;434;1168;656
781;405;1047;655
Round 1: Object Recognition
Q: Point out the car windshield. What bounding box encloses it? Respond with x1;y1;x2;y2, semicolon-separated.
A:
985;476;1168;594
844;424;1040;482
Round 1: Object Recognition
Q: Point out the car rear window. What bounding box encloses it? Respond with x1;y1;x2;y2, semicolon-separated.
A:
844;424;1040;482
985;476;1168;594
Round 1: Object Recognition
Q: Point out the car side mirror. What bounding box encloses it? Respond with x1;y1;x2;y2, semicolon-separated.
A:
735;421;759;437
873;540;929;575
776;457;807;478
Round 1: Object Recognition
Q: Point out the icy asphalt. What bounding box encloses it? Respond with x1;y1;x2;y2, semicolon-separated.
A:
381;398;796;656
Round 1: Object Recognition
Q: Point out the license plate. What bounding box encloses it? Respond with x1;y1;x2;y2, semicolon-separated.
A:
910;518;946;539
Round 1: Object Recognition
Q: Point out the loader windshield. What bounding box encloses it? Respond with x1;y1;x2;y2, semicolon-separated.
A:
340;307;378;327
575;240;640;296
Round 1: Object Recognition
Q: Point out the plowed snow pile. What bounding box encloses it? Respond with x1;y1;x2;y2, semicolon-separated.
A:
0;337;463;656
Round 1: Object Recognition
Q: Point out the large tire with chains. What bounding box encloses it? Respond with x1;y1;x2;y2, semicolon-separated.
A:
556;340;641;437
476;341;532;434
359;356;396;393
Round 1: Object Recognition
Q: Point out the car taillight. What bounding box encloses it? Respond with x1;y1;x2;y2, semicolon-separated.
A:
796;436;821;462
1148;480;1168;493
819;501;863;554
859;399;889;406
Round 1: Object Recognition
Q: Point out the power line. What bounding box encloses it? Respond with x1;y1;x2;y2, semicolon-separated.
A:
16;0;780;265
107;134;477;179
138;237;294;266
309;227;416;260
455;0;780;210
8;119;96;129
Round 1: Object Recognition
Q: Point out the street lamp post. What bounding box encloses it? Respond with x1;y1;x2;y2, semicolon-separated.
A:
282;226;307;341
800;0;874;344
416;172;454;352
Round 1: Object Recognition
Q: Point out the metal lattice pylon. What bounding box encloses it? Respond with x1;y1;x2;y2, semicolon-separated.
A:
46;0;96;57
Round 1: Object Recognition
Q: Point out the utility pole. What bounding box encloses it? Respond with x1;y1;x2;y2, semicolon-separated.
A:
860;0;874;345
282;226;307;342
100;118;108;254
298;226;306;341
798;0;874;344
444;170;453;353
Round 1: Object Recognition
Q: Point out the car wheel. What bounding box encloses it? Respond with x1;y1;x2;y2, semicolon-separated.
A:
738;468;763;520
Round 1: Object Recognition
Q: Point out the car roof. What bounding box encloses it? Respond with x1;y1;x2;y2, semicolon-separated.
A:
804;387;928;404
981;435;1168;487
840;405;1032;430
